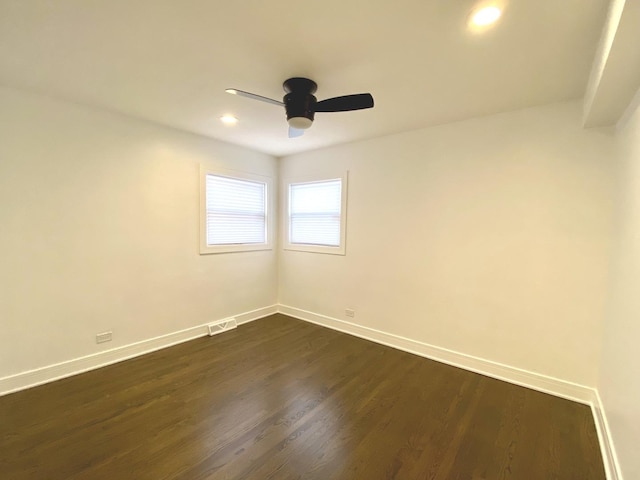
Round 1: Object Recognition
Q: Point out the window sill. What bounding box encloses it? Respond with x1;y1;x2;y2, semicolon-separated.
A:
283;243;345;255
200;244;272;255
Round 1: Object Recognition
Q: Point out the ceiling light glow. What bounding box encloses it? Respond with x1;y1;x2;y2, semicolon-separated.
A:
225;89;238;95
471;6;501;26
220;115;238;125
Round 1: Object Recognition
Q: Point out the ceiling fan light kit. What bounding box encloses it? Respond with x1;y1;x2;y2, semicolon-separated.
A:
226;77;374;137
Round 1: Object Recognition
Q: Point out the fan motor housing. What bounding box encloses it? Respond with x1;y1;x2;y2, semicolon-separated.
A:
284;93;317;124
283;77;318;125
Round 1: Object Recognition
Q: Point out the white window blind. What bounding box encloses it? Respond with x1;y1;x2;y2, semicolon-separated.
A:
289;179;342;246
205;174;266;246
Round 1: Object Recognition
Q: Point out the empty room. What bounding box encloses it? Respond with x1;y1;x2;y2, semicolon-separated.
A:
1;1;638;479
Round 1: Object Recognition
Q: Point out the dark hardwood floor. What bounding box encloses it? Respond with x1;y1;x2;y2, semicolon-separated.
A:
0;314;605;479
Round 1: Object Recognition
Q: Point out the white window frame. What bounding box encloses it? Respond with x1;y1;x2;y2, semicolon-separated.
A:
283;171;348;255
199;165;273;254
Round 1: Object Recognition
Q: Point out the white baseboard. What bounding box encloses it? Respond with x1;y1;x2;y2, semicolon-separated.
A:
0;303;622;480
591;391;624;480
278;304;625;479
278;305;593;403
0;305;277;397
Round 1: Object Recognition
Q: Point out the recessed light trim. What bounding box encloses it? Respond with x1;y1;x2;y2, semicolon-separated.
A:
220;115;238;125
471;6;502;27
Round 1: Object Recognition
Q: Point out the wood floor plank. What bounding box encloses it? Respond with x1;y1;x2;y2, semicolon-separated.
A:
0;314;606;479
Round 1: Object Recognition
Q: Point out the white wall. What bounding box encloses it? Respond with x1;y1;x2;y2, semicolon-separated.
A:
279;101;614;387
599;92;640;479
0;86;277;379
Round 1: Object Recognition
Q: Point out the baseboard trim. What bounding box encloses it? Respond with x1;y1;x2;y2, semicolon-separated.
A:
591;391;624;480
0;305;278;397
277;305;593;404
0;303;622;478
278;304;626;479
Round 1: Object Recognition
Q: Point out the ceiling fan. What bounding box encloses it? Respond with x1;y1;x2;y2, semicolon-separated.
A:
226;77;374;138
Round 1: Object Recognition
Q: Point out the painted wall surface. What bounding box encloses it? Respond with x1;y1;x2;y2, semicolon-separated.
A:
600;93;640;479
279;101;614;387
0;87;277;378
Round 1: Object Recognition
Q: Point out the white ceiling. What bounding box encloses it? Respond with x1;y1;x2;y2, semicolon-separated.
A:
0;0;608;156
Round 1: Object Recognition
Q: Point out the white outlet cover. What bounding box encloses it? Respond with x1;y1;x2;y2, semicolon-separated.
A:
96;332;113;344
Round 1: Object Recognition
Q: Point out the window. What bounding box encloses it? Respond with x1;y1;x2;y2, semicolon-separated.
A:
284;172;348;255
200;167;272;254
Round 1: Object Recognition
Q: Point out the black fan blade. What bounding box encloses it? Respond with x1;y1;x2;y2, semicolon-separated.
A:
315;93;374;112
288;126;305;138
225;89;284;106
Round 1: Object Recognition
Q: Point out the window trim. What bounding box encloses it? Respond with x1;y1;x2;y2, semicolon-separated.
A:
199;165;273;255
282;171;348;255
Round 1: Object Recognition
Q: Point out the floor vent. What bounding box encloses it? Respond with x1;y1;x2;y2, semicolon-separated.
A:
207;318;238;336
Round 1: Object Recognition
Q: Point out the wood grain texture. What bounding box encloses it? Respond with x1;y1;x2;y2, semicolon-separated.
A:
0;314;605;479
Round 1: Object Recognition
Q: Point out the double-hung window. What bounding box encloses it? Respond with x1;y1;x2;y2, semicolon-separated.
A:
284;172;348;255
200;167;272;254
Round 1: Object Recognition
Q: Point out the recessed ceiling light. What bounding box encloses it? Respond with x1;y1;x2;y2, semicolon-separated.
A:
225;89;238;95
220;115;238;125
471;6;502;26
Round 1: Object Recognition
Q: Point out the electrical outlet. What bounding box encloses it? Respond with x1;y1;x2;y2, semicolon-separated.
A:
96;331;113;344
345;309;355;318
